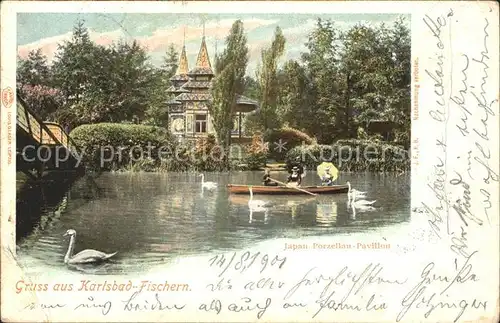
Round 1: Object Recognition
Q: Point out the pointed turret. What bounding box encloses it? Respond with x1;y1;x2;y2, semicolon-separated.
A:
196;37;212;70
188;36;214;76
170;45;190;83
177;45;189;75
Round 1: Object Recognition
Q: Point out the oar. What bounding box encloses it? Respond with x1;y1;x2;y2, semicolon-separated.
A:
268;178;317;196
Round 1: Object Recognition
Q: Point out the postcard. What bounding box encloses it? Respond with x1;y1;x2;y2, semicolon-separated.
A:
1;1;498;322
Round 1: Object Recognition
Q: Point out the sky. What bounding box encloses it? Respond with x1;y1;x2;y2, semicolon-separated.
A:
17;13;410;75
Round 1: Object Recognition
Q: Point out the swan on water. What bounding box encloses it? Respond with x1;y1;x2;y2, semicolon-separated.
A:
63;229;117;265
199;174;217;189
248;186;269;223
347;181;367;197
349;198;376;220
248;186;269;209
350;190;376;209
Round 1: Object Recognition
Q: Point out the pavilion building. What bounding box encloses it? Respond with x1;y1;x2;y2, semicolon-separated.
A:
166;35;258;143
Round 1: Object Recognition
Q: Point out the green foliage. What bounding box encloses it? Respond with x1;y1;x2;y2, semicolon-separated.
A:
193;134;224;171
71;123;175;171
209;20;249;166
243;76;259;100
161;44;180;80
18;19;175;129
263;127;314;161
253;26;286;131
71;123;231;172
17;49;51;86
51;20;97;105
144;44;180;126
273;17;411;146
275;60;314;132
18;85;64;121
16;18;410;173
245;134;268;170
285;139;409;172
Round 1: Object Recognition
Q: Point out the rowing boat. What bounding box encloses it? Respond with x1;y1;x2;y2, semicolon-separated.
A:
227;184;349;195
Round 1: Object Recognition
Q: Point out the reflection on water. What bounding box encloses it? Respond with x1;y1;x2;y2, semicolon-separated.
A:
316;201;339;226
17;171;410;275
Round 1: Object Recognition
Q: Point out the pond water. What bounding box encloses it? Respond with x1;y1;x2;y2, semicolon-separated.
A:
16;171;410;275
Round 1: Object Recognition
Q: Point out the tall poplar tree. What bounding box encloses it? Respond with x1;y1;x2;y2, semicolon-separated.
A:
209;20;249;166
255;26;286;131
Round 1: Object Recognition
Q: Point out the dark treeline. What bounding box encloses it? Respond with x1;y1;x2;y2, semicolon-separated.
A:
244;18;411;146
17;17;410;147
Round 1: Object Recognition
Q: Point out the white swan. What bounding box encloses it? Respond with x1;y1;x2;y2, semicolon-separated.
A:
247;186;270;223
199;174;217;189
63;229;117;265
350;190;377;208
248;186;269;209
347;181;367;197
350;198;376;220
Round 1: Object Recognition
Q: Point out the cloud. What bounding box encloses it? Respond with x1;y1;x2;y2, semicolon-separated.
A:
17;28;129;61
244;19;318;72
89;29;128;47
17;32;72;61
17;18;278;63
135;17;278;53
16;17;341;75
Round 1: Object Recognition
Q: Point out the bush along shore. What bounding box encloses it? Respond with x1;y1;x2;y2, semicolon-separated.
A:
71;123;409;173
285;140;410;173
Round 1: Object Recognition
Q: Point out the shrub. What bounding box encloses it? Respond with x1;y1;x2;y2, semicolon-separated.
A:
245;134;268;170
263;127;314;161
71;123;176;171
285;139;410;173
193;134;224;171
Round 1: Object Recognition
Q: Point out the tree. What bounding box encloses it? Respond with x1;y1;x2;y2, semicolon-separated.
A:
300;19;342;142
17;49;63;121
144;44;180;126
254;26;286;131
277;59;315;132
337;18;410;144
17;49;51;87
241;75;261;134
161;44;179;81
243;75;259;100
19;85;64;121
385;17;411;145
51;19;97;104
209;20;249;166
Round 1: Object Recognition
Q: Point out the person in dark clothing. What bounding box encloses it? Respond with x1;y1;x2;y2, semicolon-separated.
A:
288;157;304;177
263;169;278;186
287;166;302;186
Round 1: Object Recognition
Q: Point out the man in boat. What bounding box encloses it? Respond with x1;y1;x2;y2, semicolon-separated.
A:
262;168;278;186
287;166;302;187
321;167;334;186
288;156;305;176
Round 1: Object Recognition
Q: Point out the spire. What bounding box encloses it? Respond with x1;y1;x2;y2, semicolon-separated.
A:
187;18;214;76
195;36;211;69
175;26;188;76
183;25;186;46
176;44;189;75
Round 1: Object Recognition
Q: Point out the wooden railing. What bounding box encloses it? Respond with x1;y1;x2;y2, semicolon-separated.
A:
16;96;78;155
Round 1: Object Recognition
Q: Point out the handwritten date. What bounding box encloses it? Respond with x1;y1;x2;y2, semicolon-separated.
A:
208;250;286;277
